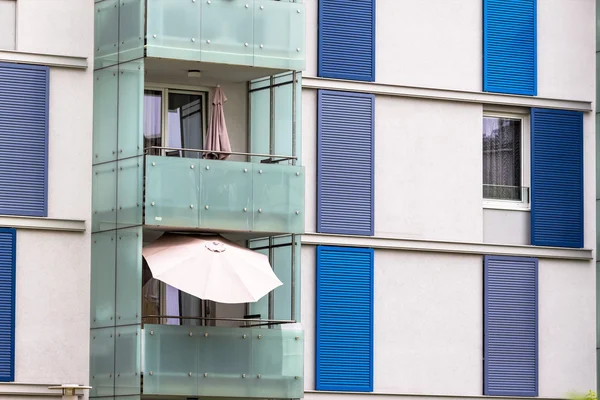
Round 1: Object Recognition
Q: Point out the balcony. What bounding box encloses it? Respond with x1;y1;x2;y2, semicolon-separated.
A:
141;324;304;398
144;154;305;234
94;0;305;72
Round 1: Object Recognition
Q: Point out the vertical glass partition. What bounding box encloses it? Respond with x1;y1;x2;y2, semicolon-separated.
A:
249;71;302;163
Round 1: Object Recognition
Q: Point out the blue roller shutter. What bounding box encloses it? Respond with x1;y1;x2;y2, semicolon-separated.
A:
318;0;375;82
531;108;583;248
317;90;374;236
484;255;538;397
0;62;49;217
483;0;536;96
0;229;15;382
316;246;373;392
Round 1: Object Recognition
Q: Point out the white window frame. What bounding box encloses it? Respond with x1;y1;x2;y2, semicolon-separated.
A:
144;83;209;156
482;110;531;211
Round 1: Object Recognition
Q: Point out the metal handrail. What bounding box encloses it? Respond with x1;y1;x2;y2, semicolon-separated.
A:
142;315;298;328
146;146;297;163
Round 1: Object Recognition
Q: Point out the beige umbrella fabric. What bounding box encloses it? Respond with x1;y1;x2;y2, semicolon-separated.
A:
204;86;232;160
142;234;282;304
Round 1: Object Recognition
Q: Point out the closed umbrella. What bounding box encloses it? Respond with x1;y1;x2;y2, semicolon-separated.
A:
204;86;232;160
142;234;282;304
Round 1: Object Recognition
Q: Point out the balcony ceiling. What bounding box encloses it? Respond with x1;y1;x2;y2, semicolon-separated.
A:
145;57;288;86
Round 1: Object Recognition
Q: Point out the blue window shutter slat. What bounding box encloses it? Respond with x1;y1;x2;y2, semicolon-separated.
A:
317;90;374;236
531;108;583;248
483;0;537;96
0;62;49;217
484;255;538;397
0;229;16;382
318;0;375;82
316;246;373;392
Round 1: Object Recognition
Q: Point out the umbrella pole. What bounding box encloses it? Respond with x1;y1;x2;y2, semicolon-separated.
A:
291;234;296;321
268;236;275;326
269;76;275;157
292;71;297;166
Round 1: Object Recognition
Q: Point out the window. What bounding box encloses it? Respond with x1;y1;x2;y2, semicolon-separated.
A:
483;113;529;208
143;88;207;158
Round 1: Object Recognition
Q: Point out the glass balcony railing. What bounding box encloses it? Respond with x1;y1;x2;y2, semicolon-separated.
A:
144;155;305;234
145;0;305;70
141;324;304;399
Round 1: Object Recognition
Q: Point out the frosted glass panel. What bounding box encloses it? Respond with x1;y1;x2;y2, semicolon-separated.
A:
144;156;200;228
91;232;116;328
92;162;117;232
253;164;304;233
118;59;144;159
197;327;252;398
117;156;143;227
116;227;142;325
199;160;252;231
146;0;201;60
90;327;116;397
95;0;119;68
143;325;198;396
201;0;253;65
119;0;144;63
254;0;305;70
141;325;304;398
93;67;118;164
250;329;304;398
115;325;141;395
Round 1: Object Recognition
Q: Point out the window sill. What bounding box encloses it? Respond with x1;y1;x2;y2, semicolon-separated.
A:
0;215;86;232
483;201;530;212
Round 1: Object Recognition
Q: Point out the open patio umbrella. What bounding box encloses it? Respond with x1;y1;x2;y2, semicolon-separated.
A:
204;86;232;160
142;234;282;304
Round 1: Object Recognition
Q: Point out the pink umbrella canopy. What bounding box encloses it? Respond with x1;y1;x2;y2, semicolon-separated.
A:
204;86;232;160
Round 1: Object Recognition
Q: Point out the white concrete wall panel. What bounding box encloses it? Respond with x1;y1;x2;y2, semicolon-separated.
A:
537;0;595;101
47;68;93;221
374;97;483;242
373;251;482;395
376;0;482;92
0;0;16;51
16;0;92;57
483;209;530;246
538;259;596;396
14;230;90;384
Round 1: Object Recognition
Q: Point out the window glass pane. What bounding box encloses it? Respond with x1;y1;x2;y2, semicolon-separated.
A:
144;90;163;155
483;117;522;201
168;92;204;158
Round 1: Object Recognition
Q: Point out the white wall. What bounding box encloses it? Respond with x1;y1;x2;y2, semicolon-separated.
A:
373;250;482;395
16;0;91;57
14;231;90;384
537;0;595;101
48;67;94;220
483;209;530;246
376;0;482;92
374;97;483;242
538;259;596;396
0;0;16;50
302;245;596;397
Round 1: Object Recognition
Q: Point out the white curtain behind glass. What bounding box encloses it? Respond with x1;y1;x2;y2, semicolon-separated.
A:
483;117;521;200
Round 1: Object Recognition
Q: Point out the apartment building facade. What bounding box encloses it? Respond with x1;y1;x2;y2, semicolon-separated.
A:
0;0;595;400
0;0;94;398
301;1;596;400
